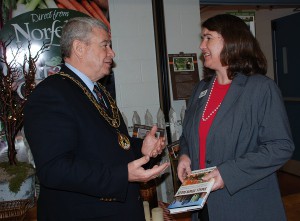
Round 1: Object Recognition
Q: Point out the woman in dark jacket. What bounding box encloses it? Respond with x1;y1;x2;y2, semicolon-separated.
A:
177;14;294;221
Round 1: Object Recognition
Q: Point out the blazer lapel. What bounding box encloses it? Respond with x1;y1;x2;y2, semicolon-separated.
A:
207;73;248;143
188;79;214;161
193;80;213;128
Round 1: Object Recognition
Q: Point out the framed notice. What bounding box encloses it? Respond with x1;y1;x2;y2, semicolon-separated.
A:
132;124;165;139
168;53;200;100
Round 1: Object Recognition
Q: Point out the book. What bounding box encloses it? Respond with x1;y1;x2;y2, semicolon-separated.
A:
168;166;216;214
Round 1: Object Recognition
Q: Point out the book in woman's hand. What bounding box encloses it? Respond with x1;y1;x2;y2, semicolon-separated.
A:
168;166;216;214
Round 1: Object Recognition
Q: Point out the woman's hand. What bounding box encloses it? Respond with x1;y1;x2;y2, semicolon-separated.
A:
177;154;192;183
202;167;224;191
141;125;165;158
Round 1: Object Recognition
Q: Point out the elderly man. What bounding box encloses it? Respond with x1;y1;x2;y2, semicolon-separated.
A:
24;17;169;221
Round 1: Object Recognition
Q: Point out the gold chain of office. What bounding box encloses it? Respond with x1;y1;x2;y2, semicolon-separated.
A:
58;72;131;150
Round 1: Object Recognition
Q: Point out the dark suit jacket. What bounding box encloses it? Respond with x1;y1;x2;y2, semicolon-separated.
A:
180;73;294;221
24;65;145;221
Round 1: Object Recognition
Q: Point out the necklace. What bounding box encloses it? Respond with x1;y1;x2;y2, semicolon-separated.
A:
201;78;222;122
59;72;131;150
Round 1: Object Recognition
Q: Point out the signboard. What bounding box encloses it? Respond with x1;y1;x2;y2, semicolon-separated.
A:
1;9;88;86
0;1;110;162
0;0;110;88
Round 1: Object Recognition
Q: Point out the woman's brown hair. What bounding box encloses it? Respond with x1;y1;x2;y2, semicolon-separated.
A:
201;14;267;81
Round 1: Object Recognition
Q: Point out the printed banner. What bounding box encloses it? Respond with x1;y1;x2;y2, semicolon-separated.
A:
0;1;110;161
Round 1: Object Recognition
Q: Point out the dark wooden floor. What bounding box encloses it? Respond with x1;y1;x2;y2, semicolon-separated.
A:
23;171;300;221
277;171;300;196
277;171;300;221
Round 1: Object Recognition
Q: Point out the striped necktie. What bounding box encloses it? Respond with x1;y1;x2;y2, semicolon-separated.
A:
93;85;108;109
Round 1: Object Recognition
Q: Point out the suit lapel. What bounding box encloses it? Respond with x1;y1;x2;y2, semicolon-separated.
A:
60;65;89;89
60;65;128;136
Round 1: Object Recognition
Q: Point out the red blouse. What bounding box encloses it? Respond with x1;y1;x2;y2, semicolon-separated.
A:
199;79;230;169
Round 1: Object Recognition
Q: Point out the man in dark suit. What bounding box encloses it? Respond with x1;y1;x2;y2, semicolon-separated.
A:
24;17;169;221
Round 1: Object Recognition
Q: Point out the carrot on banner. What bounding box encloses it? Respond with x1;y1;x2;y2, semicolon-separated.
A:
69;0;92;16
55;0;77;10
89;1;110;30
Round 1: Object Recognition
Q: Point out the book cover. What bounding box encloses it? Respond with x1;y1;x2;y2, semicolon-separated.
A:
168;166;216;214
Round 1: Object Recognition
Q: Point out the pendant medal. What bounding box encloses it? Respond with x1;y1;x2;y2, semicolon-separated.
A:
118;132;131;150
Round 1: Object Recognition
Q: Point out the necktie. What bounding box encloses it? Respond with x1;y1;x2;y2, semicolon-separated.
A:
93;85;108;109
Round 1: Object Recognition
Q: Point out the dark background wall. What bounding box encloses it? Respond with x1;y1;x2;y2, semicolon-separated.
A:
200;0;300;5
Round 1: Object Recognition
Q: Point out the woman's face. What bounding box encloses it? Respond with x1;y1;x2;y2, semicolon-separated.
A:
200;28;225;72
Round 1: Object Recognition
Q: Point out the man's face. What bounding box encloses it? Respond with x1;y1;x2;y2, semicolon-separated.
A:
84;28;115;81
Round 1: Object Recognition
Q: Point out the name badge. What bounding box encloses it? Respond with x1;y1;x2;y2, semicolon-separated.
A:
199;90;207;98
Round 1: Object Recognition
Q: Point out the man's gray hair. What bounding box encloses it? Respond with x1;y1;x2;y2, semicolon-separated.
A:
60;17;108;58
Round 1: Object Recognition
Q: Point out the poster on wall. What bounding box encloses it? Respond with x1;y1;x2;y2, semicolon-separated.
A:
0;0;110;160
0;0;111;95
0;0;110;29
227;11;256;36
168;52;200;100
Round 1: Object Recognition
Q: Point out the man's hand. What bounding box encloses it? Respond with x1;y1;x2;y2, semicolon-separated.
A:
141;125;165;158
128;155;170;182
